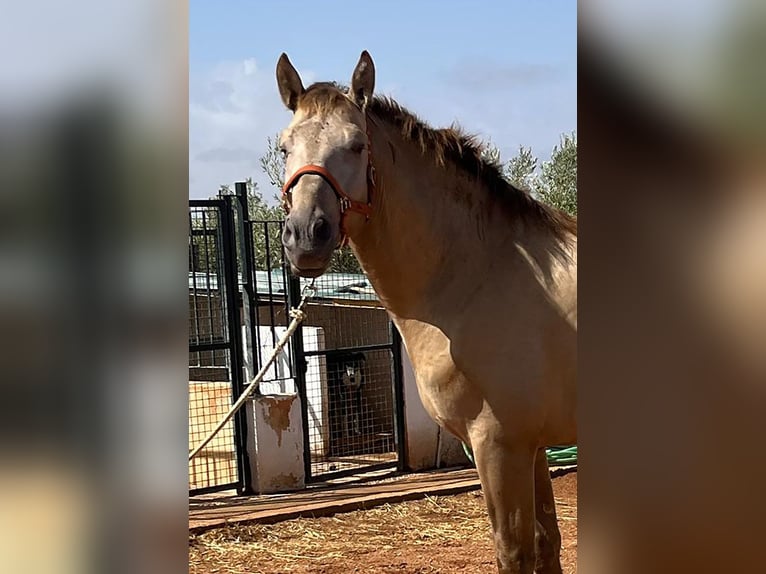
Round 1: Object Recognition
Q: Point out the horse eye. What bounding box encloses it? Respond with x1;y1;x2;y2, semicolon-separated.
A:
279;146;288;158
349;142;365;154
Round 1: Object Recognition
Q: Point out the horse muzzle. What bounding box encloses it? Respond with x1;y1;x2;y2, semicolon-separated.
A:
282;213;337;277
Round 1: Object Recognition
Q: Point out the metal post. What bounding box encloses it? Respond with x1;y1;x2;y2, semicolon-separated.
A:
390;322;408;471
287;272;312;481
220;196;252;494
234;182;258;383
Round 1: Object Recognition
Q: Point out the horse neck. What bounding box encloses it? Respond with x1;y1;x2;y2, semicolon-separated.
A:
349;119;493;318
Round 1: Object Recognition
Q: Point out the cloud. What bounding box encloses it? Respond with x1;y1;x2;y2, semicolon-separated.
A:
419;59;576;163
189;56;575;201
441;61;566;91
189;58;314;200
194;146;258;164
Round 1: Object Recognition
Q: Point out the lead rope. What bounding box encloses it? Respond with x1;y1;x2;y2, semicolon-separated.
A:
189;280;317;461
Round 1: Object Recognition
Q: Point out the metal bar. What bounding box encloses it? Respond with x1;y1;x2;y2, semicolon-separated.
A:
307;461;398;483
235;182;258;382
303;342;394;358
277;220;295;380
287;270;312;482
243;218;283;224
189;482;239;496
189;341;230;353
189;209;202;366
263;221;278;348
200;210;216;350
190;228;218;236
213;214;227;366
254;297;287;306
390;322;408;472
248;221;265;376
190;199;225;208
307;300;385;309
219;197;252;495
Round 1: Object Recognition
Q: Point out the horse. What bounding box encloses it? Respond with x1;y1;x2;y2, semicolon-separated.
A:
275;50;577;574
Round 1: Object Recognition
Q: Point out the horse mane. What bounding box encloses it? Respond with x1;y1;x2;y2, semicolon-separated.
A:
297;82;577;240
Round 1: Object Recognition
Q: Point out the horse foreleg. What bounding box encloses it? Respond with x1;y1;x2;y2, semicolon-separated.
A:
534;449;562;574
472;435;537;574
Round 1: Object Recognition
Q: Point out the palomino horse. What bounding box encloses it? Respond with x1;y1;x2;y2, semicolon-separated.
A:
275;51;577;574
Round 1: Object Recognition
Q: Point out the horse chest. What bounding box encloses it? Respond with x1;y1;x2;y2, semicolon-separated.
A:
397;321;481;425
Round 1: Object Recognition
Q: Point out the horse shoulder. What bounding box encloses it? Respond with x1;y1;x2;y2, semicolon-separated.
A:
394;318;482;428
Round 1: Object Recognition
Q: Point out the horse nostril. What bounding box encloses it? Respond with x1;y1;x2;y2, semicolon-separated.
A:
312;217;332;242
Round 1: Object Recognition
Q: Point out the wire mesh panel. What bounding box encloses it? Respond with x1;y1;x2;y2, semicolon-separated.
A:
300;275;401;479
188;200;246;494
245;220;300;393
189;207;227;374
307;346;399;476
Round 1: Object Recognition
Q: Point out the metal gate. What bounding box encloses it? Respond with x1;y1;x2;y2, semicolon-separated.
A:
294;292;406;481
235;184;406;483
189;183;405;490
188;198;250;495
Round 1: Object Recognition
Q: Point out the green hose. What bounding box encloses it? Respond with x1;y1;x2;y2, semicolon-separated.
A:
461;443;577;467
545;446;578;466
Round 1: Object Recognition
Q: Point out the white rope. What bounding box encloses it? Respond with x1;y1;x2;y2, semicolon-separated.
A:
189;281;316;461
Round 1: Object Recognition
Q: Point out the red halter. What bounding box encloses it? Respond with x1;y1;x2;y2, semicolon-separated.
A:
281;120;376;248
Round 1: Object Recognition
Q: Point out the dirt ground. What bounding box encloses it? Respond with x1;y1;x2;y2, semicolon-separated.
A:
189;471;577;573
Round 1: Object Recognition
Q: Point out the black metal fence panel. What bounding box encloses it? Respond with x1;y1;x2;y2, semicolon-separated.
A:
188;199;248;495
188;184;405;492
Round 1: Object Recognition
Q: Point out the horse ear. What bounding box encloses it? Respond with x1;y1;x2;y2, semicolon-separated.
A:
276;53;304;112
350;50;375;108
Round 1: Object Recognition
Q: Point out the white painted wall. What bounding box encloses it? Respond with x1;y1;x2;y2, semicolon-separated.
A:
400;344;470;470
301;327;330;457
249;326;295;394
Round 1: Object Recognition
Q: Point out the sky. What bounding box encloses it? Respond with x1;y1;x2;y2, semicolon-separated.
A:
189;1;577;200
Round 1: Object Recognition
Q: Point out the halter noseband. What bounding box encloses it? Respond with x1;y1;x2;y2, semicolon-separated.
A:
281;118;376;248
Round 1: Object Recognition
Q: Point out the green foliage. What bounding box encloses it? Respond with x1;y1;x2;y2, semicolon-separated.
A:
212;179;283;271
480;141;502;166
536;132;577;217
190;197;225;274
260;135;286;192
188;217;221;275
243;178;284;271
329;247;364;275
504;145;538;193
482;133;577;217
242;177;283;222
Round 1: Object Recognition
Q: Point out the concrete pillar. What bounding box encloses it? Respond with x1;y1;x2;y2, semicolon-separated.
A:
246;394;305;494
242;325;330;494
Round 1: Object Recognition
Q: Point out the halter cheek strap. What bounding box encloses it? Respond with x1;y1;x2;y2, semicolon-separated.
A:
281;119;376;248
